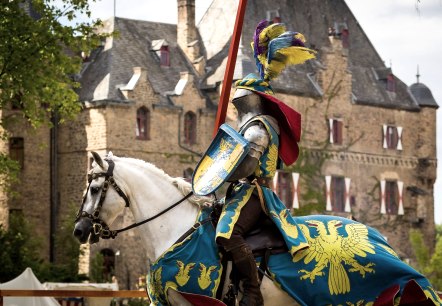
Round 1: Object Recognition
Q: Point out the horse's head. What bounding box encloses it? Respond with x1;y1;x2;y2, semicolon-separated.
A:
73;151;130;244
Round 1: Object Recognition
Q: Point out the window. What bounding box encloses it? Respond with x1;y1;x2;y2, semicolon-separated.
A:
266;10;281;23
136;107;150;140
382;125;403;150
160;45;170;66
184;111;197;145
325;176;351;213
380;180;404;215
151;40;170;67
273;171;299;209
331;177;345;212
328;119;343;145
341;28;349;48
11;93;24;110
9;137;24;169
387;74;396;92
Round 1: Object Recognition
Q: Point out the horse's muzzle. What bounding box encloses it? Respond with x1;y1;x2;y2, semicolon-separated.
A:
73;218;100;244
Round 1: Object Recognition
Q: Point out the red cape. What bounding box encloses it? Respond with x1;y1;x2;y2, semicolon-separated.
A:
255;91;301;166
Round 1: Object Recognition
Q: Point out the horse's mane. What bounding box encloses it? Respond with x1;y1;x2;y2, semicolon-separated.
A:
108;153;213;207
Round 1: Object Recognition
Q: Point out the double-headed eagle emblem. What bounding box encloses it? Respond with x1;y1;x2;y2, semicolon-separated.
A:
294;220;376;295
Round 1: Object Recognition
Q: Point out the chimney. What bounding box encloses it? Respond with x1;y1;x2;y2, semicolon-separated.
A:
177;0;205;75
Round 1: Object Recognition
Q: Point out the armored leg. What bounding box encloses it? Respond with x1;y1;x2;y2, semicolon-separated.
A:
217;195;264;306
230;244;264;306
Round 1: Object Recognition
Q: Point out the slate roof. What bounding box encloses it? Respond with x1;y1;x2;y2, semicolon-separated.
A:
77;1;437;112
409;82;439;108
78;17;198;106
198;0;430;110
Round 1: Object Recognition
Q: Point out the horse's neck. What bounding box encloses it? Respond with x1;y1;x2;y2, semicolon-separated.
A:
119;164;199;262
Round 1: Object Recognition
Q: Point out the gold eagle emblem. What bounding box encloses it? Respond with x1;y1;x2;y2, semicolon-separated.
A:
175;261;195;286
294;220;376;295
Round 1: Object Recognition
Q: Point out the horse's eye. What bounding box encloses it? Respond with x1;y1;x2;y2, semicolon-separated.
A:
90;186;100;195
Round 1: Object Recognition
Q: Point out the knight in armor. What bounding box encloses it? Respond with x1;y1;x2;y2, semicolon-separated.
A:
193;20;316;306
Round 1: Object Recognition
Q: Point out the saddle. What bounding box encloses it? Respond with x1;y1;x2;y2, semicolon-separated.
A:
245;216;288;257
173;201;288;305
211;200;288;258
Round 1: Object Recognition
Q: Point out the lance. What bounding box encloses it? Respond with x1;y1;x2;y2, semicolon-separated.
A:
212;0;248;137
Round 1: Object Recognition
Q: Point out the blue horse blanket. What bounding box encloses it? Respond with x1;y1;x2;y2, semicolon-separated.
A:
147;206;442;305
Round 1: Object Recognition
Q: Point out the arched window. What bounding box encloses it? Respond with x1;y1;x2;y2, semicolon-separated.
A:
136;107;150;140
184;111;197;145
100;248;115;282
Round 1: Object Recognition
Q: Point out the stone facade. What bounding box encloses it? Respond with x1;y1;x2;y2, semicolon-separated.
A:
0;0;438;290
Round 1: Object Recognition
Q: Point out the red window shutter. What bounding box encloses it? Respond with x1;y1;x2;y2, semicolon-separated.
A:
380;180;386;214
291;172;299;209
325;176;332;211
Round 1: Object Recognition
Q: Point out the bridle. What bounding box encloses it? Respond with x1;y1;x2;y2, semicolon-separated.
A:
75;159;192;240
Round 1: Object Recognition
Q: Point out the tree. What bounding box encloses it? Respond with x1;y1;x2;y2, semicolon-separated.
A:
0;204;86;283
0;0;106;184
409;226;442;290
0;211;43;282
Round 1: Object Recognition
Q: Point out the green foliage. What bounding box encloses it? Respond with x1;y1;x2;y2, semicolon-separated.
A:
0;153;20;190
0;0;108;185
0;212;44;282
409;228;442;290
0;0;105;125
52;203;84;281
0;205;86;283
89;252;106;283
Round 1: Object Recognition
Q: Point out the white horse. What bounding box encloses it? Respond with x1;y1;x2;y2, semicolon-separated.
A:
73;152;294;305
73;152;441;306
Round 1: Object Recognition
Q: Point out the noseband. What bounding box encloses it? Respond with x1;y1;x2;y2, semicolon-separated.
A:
75;158;193;240
75;159;130;239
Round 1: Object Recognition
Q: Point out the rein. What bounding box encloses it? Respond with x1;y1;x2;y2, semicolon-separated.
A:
76;159;193;240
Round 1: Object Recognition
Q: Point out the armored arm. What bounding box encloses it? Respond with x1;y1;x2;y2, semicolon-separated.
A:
228;123;269;181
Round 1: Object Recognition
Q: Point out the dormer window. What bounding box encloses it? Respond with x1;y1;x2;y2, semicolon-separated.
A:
151;39;170;67
266;9;281;23
160;46;170;66
387;74;396;92
341;28;349;48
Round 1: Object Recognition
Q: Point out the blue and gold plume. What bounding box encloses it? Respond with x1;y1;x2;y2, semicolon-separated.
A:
252;20;316;81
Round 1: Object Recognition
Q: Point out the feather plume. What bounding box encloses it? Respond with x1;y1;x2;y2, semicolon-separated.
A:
251;20;316;81
264;31;316;80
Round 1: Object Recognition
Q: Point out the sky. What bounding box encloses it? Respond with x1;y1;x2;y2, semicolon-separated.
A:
81;0;442;224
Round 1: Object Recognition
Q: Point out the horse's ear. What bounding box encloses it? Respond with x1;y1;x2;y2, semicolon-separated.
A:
91;151;105;169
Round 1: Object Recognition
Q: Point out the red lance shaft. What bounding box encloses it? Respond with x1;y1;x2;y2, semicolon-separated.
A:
212;0;248;137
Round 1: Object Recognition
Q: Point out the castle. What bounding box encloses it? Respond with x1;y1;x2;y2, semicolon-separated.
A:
1;0;437;289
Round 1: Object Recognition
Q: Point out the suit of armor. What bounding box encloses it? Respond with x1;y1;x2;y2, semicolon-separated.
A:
202;20;316;306
215;89;279;306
